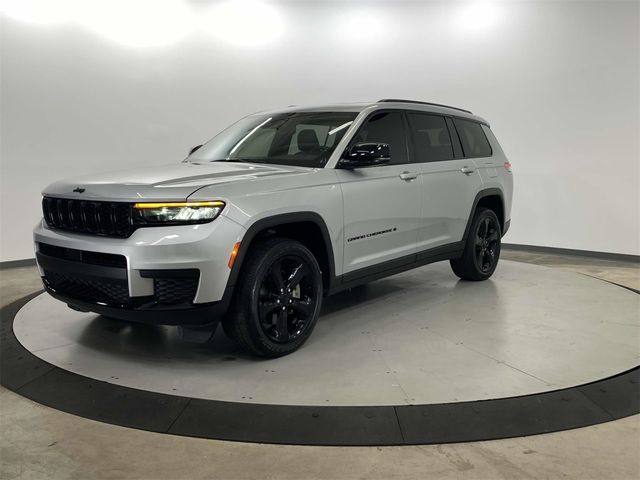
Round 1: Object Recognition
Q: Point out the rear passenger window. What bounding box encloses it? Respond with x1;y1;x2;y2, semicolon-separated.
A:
453;119;492;157
407;113;453;162
351;111;408;165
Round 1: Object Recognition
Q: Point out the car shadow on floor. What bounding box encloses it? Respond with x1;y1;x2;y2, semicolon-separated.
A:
74;264;485;363
73;277;416;362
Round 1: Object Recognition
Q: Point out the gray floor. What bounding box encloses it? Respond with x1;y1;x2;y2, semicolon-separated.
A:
13;260;640;406
1;249;639;479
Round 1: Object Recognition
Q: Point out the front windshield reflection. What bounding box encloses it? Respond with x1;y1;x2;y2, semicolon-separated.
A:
187;112;357;168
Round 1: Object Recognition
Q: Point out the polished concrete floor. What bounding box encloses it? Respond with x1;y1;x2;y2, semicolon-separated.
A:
1;249;639;479
13;261;640;406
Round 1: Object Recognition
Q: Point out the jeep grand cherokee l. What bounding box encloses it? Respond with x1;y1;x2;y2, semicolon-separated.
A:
34;99;513;357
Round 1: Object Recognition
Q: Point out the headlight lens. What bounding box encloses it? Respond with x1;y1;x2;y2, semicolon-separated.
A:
133;201;225;224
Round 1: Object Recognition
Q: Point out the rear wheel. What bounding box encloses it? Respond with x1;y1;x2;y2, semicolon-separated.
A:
222;238;323;357
450;207;501;281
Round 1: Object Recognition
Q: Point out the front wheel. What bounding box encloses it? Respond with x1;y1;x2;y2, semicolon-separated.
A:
222;238;323;358
450;207;502;281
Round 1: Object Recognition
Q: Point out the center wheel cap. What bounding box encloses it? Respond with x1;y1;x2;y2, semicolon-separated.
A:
278;293;291;304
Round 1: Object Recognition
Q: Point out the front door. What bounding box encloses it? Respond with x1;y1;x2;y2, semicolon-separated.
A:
337;111;422;275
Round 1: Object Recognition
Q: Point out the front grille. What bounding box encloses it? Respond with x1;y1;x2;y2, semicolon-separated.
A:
154;277;199;305
42;197;132;237
44;270;131;305
39;243;127;268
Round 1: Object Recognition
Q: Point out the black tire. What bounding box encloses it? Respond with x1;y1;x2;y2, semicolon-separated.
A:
450;207;502;281
222;237;323;358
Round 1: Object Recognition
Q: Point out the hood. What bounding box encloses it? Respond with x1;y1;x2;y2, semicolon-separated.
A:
42;161;312;202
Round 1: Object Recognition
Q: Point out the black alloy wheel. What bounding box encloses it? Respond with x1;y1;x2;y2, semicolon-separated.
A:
223;238;323;357
450;207;502;281
257;255;317;343
475;216;500;273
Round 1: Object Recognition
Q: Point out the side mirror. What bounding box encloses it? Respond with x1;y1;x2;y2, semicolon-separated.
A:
339;143;391;169
188;144;203;156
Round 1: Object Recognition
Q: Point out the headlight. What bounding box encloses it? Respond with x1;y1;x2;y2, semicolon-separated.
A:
132;201;225;225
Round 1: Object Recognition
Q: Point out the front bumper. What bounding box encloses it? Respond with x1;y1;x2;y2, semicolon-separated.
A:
33;215;245;325
44;284;229;326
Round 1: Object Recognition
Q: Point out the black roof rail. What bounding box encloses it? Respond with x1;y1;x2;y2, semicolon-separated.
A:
377;99;472;114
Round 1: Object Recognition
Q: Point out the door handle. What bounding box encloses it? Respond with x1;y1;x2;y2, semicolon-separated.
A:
460;166;475;175
399;171;418;181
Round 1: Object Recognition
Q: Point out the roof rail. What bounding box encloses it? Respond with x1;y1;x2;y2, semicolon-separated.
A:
377;99;472;114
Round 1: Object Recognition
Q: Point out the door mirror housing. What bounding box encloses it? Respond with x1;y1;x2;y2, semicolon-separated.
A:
188;144;203;156
339;143;391;169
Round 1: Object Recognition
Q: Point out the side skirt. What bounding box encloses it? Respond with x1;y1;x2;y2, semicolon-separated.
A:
328;242;464;295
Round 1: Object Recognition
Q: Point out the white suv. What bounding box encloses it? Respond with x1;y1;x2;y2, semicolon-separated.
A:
34;99;513;357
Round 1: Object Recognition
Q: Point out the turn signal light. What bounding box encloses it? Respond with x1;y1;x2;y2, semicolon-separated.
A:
504;161;512;172
228;242;241;269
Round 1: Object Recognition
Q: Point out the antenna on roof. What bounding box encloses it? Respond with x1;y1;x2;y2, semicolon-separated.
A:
378;99;472;114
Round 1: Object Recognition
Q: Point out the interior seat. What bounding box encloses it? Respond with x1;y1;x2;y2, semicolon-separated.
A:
296;129;321;153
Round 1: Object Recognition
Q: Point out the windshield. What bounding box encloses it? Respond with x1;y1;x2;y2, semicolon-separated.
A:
188;112;357;168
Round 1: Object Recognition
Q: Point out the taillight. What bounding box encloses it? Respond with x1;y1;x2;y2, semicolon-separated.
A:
504;161;512;172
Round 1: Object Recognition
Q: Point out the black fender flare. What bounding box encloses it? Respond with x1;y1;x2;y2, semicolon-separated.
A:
225;211;336;292
461;188;506;244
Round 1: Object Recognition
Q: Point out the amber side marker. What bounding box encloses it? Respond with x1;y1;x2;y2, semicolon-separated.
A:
228;242;241;269
133;201;225;209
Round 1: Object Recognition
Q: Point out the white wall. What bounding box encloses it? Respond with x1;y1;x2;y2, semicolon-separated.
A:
1;0;638;262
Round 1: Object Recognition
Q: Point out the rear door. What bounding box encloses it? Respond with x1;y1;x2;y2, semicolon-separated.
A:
337;110;422;275
406;112;484;252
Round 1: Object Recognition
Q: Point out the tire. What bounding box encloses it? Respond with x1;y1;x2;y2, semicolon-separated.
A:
222;237;323;358
450;207;502;281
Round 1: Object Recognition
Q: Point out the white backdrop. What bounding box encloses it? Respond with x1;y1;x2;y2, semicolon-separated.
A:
1;0;638;262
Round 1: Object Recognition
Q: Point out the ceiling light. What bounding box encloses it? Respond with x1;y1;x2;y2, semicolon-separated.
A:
199;0;284;47
455;1;501;32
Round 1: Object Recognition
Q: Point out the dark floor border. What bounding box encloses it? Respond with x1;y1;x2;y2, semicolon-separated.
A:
1;291;638;446
502;243;639;263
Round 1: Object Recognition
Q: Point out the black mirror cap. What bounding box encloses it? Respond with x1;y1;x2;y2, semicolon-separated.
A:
339;142;391;169
188;144;203;156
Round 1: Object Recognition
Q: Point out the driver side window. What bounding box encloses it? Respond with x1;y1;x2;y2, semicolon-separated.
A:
351;112;409;165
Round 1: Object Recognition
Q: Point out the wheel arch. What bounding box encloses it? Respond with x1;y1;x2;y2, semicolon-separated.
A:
462;189;506;243
226;212;336;294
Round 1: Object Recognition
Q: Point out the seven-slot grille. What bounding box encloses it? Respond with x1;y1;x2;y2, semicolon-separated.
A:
42;197;132;237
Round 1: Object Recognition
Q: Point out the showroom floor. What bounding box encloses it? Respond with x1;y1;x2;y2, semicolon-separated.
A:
1;249;639;479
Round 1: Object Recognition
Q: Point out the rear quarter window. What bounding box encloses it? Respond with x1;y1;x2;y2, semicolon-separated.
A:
453;119;492;158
